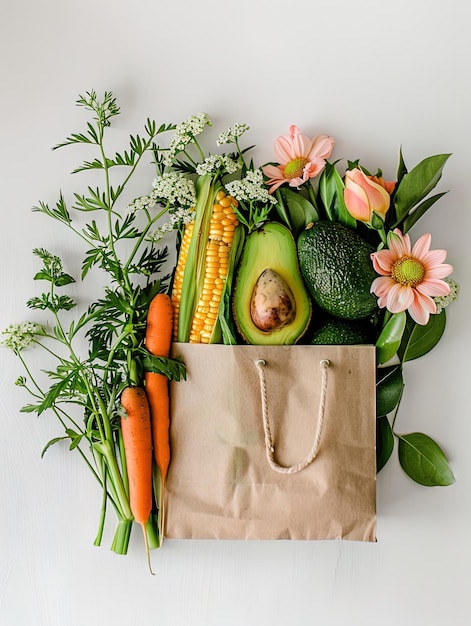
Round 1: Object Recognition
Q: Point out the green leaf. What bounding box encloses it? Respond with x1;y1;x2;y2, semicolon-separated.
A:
398;311;446;362
376;365;404;415
273;188;292;229
395;147;408;184
376;311;406;364
398;432;455;486
401;191;448;233
33;270;53;282
41;436;69;457
20;403;41;413
54;273;76;287
73;187;109;212
32;195;71;225
278;187;319;237
376;416;394;472
319;162;356;228
142;355;187;381
394;154;451;222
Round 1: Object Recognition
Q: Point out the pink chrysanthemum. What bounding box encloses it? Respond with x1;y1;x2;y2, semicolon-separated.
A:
262;125;335;193
370;229;453;325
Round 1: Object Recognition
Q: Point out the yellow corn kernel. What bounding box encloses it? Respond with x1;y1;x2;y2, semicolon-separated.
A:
188;190;239;343
171;221;195;339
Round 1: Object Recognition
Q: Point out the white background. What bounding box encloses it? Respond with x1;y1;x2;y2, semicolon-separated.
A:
1;1;470;625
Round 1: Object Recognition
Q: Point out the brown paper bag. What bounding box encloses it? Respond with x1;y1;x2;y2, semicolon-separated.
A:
164;343;377;542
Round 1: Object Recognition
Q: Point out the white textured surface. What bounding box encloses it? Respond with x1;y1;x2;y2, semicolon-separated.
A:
1;1;470;624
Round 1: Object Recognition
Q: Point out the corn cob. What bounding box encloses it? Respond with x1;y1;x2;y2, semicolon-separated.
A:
171;221;194;340
171;180;239;343
189;190;239;343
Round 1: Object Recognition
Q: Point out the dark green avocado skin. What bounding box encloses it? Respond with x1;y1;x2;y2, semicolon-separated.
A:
297;221;379;320
308;316;375;345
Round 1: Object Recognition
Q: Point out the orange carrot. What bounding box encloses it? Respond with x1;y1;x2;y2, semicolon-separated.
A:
144;372;171;480
145;292;173;358
120;386;154;574
144;293;173;482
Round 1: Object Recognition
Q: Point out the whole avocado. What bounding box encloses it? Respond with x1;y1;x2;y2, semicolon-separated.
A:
297;221;379;320
309;316;375;345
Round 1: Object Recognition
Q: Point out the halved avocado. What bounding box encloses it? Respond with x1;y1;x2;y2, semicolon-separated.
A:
232;222;312;345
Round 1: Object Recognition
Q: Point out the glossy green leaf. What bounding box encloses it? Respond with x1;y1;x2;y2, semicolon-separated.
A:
401;191;448;234
273;188;292;229
398;311;446;362
319;162;356;228
376;311;406;364
376;365;404;415
394;154;451;222
398;432;455;486
395;147;408;184
376;415;394;472
278;187;318;237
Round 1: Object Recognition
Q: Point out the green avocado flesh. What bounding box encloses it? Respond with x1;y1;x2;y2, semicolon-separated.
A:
297;221;379;320
233;222;312;345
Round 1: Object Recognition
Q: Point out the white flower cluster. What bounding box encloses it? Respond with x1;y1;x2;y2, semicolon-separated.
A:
217;123;250;146
196;154;240;176
225;169;277;205
434;278;460;313
146;207;196;243
128;173;196;213
152;173;196;207
163;113;211;165
1;322;44;352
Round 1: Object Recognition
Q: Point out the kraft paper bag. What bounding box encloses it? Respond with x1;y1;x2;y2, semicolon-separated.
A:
164;343;377;542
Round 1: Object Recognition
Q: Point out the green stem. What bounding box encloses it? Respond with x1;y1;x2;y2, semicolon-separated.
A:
94;456;108;547
123;204;171;273
94;440;133;520
111;517;133;555
390;381;405;431
307;183;320;213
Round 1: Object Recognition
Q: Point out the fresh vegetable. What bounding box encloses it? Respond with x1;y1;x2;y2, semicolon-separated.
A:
171;222;194;340
297;220;378;320
308;316;375;345
172;183;241;344
232;222;311;345
144;293;173;481
0;92;190;561
2;94;460;572
120;386;154;574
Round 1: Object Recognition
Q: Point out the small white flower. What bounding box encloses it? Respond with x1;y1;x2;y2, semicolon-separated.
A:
151;173;196;209
196;155;223;175
195;155;241;176
217;123;250;146
146;223;173;242
164;113;211;164
127;194;155;214
225;169;277;205
1;322;44;352
145;206;196;242
223;156;240;175
129;173;196;214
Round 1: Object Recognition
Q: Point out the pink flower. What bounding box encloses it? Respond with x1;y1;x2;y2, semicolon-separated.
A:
370;229;453;325
262;125;335;193
344;168;394;223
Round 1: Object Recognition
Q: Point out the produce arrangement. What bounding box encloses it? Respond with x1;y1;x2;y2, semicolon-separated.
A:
2;92;459;570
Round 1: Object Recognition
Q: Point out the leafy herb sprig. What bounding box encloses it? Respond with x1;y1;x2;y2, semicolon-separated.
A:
3;91;186;553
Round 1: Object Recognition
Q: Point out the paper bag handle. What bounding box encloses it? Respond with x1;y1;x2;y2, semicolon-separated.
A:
254;358;330;474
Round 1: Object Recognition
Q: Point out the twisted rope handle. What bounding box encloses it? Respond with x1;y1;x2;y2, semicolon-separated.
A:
254;358;330;474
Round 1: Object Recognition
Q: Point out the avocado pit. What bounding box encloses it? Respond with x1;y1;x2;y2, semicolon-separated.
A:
250;268;296;332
